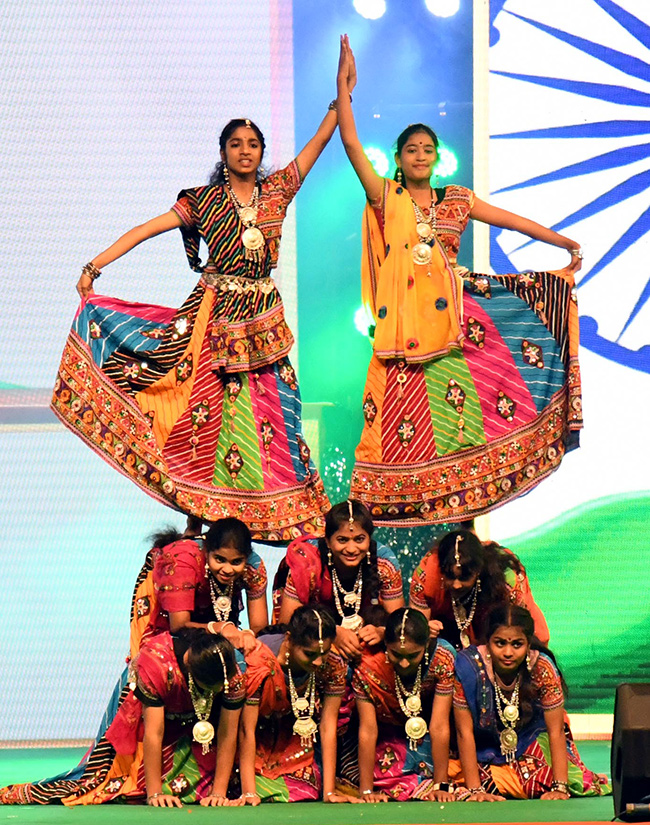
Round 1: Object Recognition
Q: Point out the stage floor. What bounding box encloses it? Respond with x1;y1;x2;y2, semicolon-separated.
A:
0;742;614;824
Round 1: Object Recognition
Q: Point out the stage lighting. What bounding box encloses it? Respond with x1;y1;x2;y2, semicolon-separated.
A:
435;144;458;178
354;305;374;337
425;0;460;18
364;145;390;176
353;0;386;20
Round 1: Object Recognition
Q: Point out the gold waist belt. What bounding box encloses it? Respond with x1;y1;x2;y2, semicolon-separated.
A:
202;271;275;295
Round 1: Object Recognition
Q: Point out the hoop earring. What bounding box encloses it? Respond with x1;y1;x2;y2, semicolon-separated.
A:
396;167;403;184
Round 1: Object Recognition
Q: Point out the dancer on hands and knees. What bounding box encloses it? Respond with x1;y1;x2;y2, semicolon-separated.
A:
238;606;353;804
452;604;611;801
343;608;457;802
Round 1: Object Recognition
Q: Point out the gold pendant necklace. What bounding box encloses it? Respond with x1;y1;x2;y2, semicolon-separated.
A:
395;664;427;749
188;673;215;755
287;666;318;748
494;677;520;763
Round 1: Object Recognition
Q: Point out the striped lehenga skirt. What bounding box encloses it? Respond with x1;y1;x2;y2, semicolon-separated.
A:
51;276;329;539
350;269;582;526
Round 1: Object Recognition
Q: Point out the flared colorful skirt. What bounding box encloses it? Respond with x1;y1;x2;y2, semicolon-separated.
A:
51;279;330;539
448;728;611;799
350;269;582;525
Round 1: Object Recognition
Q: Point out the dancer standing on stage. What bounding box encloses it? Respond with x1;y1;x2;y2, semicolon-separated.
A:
452;604;611;800
52;64;356;540
342;608;457;802
238;607;350;803
275;500;404;661
336;36;583;526
409;529;549;649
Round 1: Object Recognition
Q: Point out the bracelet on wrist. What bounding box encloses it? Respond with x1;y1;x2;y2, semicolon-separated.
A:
220;621;236;634
361;789;373;795
243;792;259;798
207;621;218;635
147;792;164;801
81;262;101;281
550;780;569;794
569;247;583;260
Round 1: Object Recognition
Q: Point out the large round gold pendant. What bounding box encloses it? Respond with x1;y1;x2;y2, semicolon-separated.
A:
242;227;265;250
239;206;257;223
503;703;519;723
215;595;231;614
500;727;518;752
405;695;422;714
416;222;433;240
343;592;358;607
193;720;215;747
412;243;432;265
404;716;427;742
294;697;309;713
293;715;318;741
341;614;363;631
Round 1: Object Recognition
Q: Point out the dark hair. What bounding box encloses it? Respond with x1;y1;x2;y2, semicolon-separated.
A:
393;123;440;181
208;118;266;185
385;607;430;647
178;628;238;689
205;517;252;556
438;530;524;627
318;500;382;621
204;518;253;627
486;603;566;727
287;605;337;648
148;514;205;550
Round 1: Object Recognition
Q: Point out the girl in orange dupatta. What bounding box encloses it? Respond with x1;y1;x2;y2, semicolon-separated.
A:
238;606;352;804
336;37;583;526
409;529;549;649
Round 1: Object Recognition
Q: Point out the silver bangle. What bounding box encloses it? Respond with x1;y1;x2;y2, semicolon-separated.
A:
569;247;583;260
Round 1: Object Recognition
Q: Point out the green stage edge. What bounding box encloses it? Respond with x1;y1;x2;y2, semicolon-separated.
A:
0;744;614;824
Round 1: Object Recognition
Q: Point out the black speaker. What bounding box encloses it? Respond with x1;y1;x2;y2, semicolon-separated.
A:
612;683;650;821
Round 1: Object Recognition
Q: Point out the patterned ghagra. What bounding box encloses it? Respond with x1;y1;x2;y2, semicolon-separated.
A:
350;180;582;525
51;162;329;540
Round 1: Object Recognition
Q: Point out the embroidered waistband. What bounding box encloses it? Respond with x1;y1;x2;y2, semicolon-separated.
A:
202;271;275;294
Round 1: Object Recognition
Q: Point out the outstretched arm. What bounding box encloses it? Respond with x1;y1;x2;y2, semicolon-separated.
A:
294;43;357;179
77;210;183;298
470;197;582;274
336;35;383;204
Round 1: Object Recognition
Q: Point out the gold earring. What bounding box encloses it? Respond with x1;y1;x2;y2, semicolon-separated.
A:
396;167;403;184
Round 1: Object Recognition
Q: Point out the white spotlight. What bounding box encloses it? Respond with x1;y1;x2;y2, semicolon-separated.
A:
424;0;460;18
353;0;387;20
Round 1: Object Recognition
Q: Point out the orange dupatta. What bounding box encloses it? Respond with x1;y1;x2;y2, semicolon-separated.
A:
361;178;465;363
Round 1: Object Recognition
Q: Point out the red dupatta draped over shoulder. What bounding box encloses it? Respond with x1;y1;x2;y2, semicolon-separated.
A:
284;536;333;604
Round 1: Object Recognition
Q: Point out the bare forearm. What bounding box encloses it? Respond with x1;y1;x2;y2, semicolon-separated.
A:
239;726;258;795
430;725;451;784
358;723;378;791
319;720;338;795
91;211;182;270
143;731;164;796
